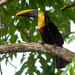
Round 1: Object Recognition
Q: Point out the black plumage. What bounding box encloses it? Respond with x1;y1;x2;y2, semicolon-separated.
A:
39;12;69;69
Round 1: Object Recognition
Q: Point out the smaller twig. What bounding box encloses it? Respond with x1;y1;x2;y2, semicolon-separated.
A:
0;54;17;71
0;55;5;62
63;31;75;38
8;60;17;69
16;26;33;42
16;26;29;39
0;12;5;45
7;17;16;25
61;2;75;11
0;53;8;62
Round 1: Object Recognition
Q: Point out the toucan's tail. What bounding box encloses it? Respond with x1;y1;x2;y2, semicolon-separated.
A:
56;56;69;69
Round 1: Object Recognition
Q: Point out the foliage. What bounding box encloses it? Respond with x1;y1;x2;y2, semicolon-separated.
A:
0;0;75;75
55;57;75;75
60;57;75;75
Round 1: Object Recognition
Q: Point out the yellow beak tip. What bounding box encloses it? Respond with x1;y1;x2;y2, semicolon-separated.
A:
16;14;17;16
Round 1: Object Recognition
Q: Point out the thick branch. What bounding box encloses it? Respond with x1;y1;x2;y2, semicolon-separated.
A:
0;0;12;6
61;2;75;11
0;43;75;62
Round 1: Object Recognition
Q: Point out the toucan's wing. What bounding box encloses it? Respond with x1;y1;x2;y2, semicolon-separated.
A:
46;20;64;47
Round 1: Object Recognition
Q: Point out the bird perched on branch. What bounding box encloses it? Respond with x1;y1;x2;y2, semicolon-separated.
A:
16;9;69;69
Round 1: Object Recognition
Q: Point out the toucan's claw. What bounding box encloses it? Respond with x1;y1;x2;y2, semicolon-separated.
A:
40;42;44;46
53;44;57;48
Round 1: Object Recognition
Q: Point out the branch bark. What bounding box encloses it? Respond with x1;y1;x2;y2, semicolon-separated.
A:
0;43;75;62
0;0;12;6
61;2;75;11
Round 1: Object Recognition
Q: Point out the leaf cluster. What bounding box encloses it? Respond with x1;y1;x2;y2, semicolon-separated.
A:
61;57;75;75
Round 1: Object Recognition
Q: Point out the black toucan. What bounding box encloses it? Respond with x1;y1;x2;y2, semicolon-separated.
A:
16;9;69;69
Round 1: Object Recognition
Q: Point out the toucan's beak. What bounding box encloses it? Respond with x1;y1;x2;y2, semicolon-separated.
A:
16;9;38;17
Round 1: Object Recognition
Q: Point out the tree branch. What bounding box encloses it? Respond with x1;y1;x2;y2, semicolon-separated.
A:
0;43;75;62
0;0;12;6
61;2;75;11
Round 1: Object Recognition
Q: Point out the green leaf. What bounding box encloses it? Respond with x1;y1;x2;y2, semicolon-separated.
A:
9;53;13;61
60;64;71;75
68;35;75;43
0;39;2;45
61;23;70;28
15;62;27;75
5;57;8;65
20;53;26;63
13;53;17;58
10;35;18;43
47;0;54;6
66;64;72;71
29;0;37;8
21;0;26;9
36;0;45;10
21;33;28;42
72;57;75;69
60;71;67;75
67;9;75;23
55;69;63;75
74;64;75;69
56;0;64;7
18;40;22;43
1;7;8;16
69;66;74;75
72;57;75;64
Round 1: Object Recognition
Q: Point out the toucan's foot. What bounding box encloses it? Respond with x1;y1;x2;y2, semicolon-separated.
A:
40;42;44;46
53;44;57;48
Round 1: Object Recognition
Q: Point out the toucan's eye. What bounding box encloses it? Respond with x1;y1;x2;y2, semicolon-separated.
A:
38;10;42;14
39;10;41;12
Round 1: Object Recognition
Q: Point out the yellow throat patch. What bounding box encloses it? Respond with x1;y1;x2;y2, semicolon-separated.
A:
38;11;45;29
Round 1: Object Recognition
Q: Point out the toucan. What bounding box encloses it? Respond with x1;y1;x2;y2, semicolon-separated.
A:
16;9;69;69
